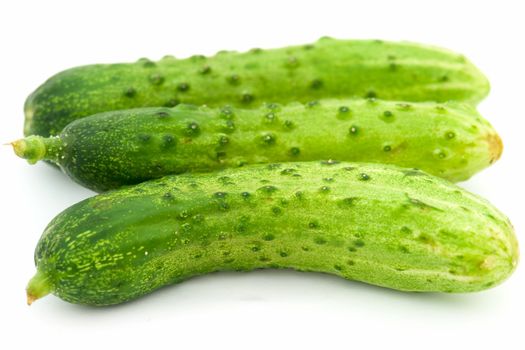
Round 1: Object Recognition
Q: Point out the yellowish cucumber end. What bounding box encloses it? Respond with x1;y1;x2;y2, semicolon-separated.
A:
482;224;520;291
26;270;51;305
508;225;520;273
487;132;503;165
10;136;47;164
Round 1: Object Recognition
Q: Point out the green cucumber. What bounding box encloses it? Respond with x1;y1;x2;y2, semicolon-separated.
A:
27;161;518;306
13;99;502;192
24;38;490;137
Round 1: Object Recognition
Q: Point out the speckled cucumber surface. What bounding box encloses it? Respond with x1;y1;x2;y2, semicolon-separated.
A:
13;99;502;192
27;161;518;306
24;38;490;137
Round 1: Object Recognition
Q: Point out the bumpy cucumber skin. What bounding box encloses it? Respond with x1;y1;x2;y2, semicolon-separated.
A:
24;99;501;192
29;162;517;306
24;38;490;137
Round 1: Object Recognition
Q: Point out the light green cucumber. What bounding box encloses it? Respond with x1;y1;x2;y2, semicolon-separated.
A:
27;161;518;306
13;99;502;192
24;38;490;137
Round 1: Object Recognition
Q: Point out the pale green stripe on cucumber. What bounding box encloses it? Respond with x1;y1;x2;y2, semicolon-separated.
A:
26;161;518;306
13;99;502;192
24;38;490;137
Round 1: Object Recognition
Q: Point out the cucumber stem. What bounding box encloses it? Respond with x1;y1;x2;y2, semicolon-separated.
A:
10;135;62;164
26;270;51;305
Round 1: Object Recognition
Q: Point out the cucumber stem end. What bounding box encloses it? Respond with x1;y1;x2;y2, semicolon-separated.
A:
26;270;51;305
10;136;57;164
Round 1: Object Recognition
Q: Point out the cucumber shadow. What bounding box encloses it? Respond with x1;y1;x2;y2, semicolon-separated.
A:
34;268;504;321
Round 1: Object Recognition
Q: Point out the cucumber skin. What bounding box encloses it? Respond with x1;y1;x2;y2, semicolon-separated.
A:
23;38;490;137
22;99;501;192
29;162;518;306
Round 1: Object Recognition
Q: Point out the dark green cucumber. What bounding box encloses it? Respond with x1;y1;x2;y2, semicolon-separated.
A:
26;161;518;306
24;38;490;137
13;99;502;192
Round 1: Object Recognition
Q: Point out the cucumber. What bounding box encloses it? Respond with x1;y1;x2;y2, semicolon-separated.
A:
24;38;490;138
13;99;502;192
26;161;518;306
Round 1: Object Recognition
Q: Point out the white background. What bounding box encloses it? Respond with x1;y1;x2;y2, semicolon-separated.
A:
0;0;523;349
